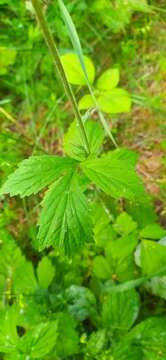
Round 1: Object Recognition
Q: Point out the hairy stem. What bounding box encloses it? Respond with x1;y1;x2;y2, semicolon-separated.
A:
30;0;90;154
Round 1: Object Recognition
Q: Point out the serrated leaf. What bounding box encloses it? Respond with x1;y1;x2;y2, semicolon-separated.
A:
60;52;95;85
37;256;55;289
18;321;58;358
0;156;77;198
81;148;146;201
37;173;92;256
102;289;140;331
98;88;132;113
97;68;120;90
64;119;104;160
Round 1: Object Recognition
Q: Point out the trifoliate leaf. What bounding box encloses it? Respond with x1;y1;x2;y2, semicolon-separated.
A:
140;224;166;240
37;173;92;256
102;289;140;331
98;88;132;113
60;52;95;85
64;119;104;160
97;68;120;90
81;148;146;201
37;256;55;289
0;156;77;197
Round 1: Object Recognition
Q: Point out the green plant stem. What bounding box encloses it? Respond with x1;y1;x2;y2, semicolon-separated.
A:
30;0;90;155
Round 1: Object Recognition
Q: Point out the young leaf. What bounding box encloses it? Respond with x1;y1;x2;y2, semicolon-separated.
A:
0;156;77;197
81;148;146;201
60;52;95;85
37;173;92;256
79;94;95;110
37;256;55;289
64;119;104;160
97;68;120;90
98;88;131;113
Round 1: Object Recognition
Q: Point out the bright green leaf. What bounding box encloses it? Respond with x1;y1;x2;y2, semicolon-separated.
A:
141;240;166;275
60;52;95;85
0;46;16;75
114;212;137;235
14;261;38;295
93;255;111;280
78;94;94;110
98;88;132;113
97;68;120;90
140;224;166;240
37;256;55;289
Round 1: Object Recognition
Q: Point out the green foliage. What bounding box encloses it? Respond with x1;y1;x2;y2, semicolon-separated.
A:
82;148;146;201
102;289;140;332
140;223;166;239
1;1;166;359
141;240;166;275
37;173;92;255
0;156;77;197
113;212;137;236
64;119;104;160
60;52;95;85
37;256;55;289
